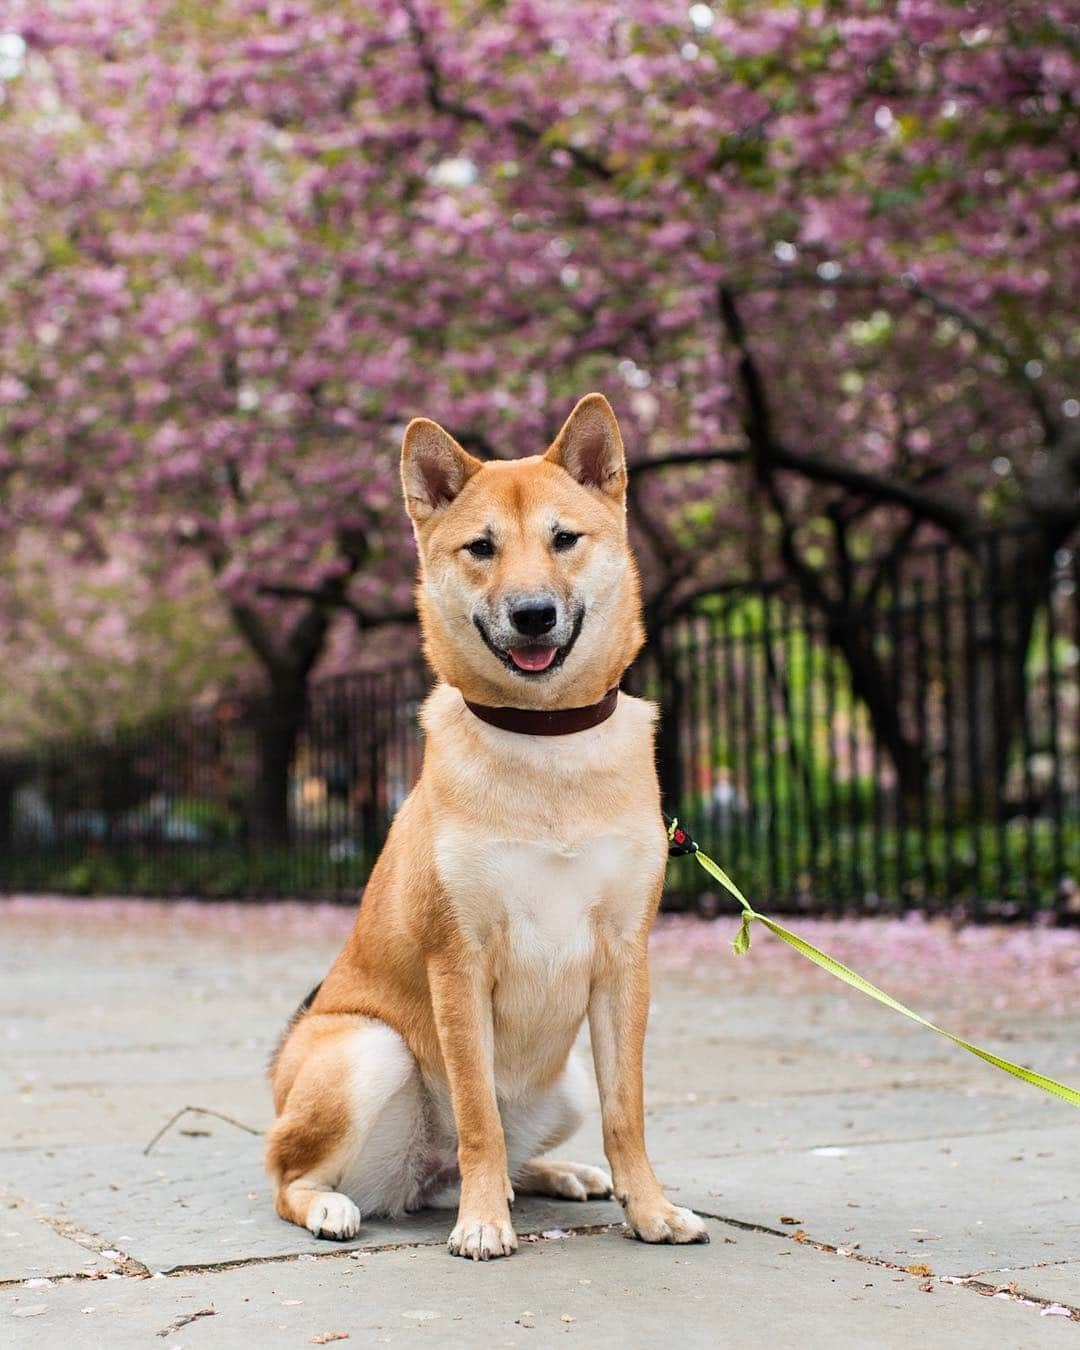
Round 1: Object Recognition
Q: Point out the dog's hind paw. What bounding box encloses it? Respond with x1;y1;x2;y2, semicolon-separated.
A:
515;1160;613;1201
307;1192;361;1240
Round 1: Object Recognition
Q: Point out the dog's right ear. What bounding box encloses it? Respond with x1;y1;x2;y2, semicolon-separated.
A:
401;419;483;525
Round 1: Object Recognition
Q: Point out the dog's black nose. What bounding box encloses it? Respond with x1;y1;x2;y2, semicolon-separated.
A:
511;602;557;637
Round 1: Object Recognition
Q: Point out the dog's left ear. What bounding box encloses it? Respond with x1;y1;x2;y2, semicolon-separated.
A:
544;393;627;504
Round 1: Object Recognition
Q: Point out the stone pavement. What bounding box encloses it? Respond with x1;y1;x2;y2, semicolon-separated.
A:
1;898;1078;1348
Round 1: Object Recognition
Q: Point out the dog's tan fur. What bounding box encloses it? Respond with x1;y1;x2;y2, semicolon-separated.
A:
266;394;708;1258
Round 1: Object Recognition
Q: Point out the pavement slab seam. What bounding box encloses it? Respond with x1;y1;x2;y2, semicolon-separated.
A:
0;1270;134;1293
983;1257;1080;1276
0;1216;632;1285
150;1220;630;1277
941;1275;1080;1320
695;1207;1080;1324
17;1210;148;1280
9;1213;1077;1334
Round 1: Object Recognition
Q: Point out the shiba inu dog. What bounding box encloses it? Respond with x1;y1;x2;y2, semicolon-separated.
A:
266;393;709;1259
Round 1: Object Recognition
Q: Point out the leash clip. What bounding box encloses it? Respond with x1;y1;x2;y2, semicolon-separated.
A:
665;814;698;857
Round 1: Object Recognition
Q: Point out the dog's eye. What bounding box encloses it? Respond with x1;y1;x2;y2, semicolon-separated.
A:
464;538;495;559
552;531;580;552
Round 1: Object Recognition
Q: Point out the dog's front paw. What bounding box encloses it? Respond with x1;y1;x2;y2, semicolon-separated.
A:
306;1192;361;1240
625;1200;709;1245
448;1214;518;1261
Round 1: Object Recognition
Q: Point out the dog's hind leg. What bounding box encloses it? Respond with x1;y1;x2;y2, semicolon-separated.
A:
505;1053;613;1202
265;1014;422;1239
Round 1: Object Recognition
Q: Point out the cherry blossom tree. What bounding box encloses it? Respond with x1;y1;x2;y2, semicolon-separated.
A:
0;535;246;748
380;0;1079;792
2;0;1076;824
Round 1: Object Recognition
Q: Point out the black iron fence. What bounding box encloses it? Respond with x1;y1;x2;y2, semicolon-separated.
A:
0;664;430;901
1;533;1077;917
636;532;1080;920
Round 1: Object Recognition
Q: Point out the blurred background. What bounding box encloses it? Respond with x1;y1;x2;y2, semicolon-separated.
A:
0;1;1076;918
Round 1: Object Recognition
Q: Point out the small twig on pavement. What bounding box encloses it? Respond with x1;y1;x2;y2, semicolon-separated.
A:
157;1308;217;1337
143;1105;264;1156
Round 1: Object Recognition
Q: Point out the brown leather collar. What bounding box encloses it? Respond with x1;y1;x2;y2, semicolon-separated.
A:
463;686;619;736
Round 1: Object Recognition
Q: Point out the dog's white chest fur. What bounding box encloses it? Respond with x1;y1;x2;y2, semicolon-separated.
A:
440;829;645;1094
468;834;630;947
424;685;667;1095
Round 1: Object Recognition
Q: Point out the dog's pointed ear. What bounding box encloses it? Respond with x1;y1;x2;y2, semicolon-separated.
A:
401;419;483;524
544;393;627;503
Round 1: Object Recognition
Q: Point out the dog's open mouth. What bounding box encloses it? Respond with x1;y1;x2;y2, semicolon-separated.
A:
474;610;585;678
508;645;558;673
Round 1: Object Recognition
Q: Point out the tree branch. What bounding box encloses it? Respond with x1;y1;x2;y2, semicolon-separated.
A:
280;530;374;674
717;284;975;538
401;0;614;181
771;445;973;535
735;267;1059;442
627;444;746;478
227;600;282;675
258;582;416;629
865;516;922;609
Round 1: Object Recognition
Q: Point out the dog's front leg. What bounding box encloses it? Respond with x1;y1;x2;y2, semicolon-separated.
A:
589;942;709;1245
428;952;517;1260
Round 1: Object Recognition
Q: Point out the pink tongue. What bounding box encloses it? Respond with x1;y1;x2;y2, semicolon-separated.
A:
509;645;558;672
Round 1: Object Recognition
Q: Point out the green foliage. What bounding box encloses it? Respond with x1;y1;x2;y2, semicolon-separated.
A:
2;840;376;900
169;797;244;843
671;808;1078;918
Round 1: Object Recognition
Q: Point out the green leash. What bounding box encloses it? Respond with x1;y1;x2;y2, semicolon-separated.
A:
667;818;1080;1110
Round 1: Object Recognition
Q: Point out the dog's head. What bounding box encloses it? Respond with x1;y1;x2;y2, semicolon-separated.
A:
401;393;644;706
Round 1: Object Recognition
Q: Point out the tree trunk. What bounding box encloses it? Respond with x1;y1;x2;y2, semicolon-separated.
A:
224;589;345;847
962;531;1055;818
827;612;926;809
252;676;307;844
824;530;1057;822
0;763;19;854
